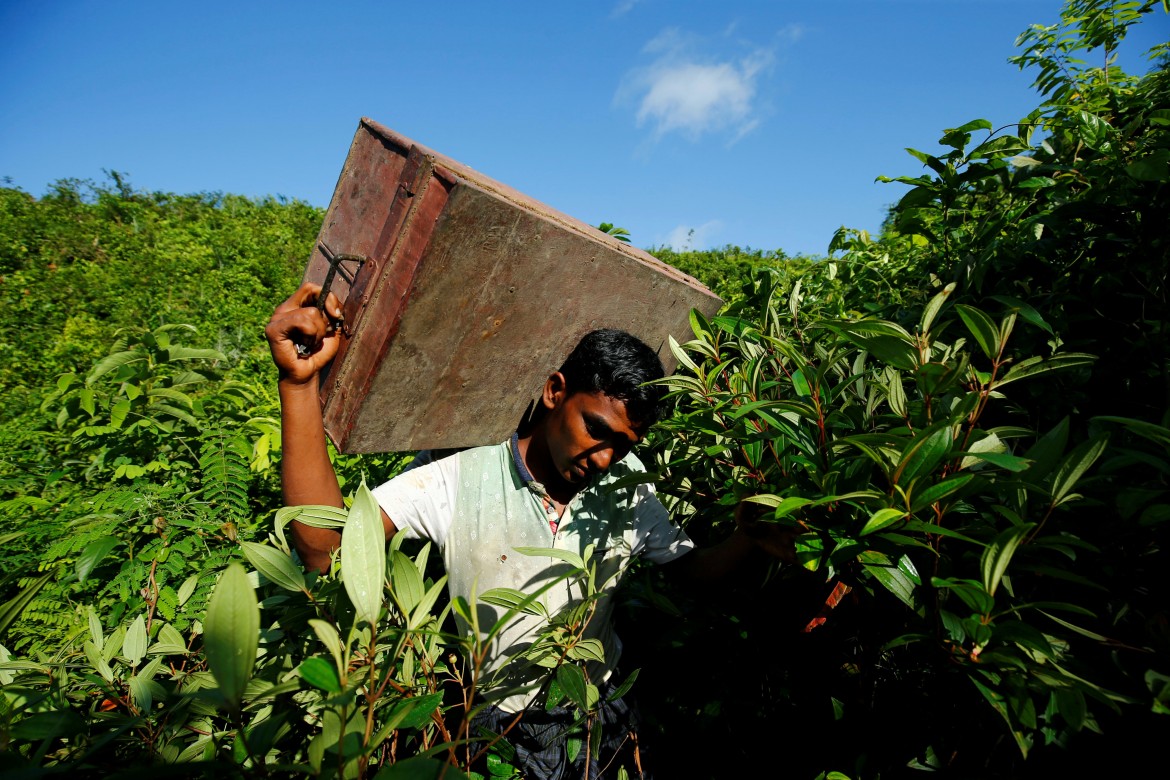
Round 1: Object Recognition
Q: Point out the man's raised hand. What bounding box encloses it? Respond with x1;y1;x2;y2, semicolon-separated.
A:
265;282;344;385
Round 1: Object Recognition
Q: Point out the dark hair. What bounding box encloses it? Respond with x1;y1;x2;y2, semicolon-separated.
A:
558;329;666;426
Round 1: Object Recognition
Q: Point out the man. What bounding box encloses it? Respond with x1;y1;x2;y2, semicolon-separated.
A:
266;282;789;778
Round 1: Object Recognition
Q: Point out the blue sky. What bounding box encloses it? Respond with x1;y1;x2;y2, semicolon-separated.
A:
1;1;1165;257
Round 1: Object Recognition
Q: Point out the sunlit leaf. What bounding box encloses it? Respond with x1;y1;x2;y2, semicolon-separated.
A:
86;350;144;384
895;424;954;485
309;619;344;672
860;507;908;536
204;562;259;709
341;483;387;627
410;575;449;630
122;614;148;667
240;541;306;593
919;282;955;334
514;546;585;571
480;586;548;618
859;550;917;608
87;606;104;648
298;657;341;693
556;663;589;711
567;638;606;663
1048;435;1108;506
962;450;1032;472
389;549;424;615
668;335;700;375
911;473;974;512
981;524;1035;596
84;640;113;682
955;305;1000;361
994;353;1096;389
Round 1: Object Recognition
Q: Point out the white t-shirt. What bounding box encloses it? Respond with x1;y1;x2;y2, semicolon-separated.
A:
373;437;693;712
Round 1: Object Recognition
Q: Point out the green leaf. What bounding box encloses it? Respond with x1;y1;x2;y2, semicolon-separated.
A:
277;504;349;529
79;387;96;416
84;640;114;682
130;658;163;712
176;575;198;607
1037;610;1110;642
887;371;907;417
86;350;144;384
480;587;548;618
298;657;342;693
165;346;225;362
744;494;812;518
1055;689;1087;731
567;638;606;663
981;524;1035;596
1074;110;1112;149
153;623;188;654
556;664;589;711
410;574;449;630
989;295;1052;334
607;668;640;703
1048;435;1108;506
122;614;148;667
87;606;104;648
514;546;585;571
962;450;1032;472
1016;176;1056;189
994;353;1096;389
860;507;908;536
77;536;119;583
911;474;974;512
109;398;131;427
390;549;424;615
386;692;444;730
667;335;700;375
894;424;954;485
204;562;259;709
309;619;344;672
859;550;917;609
240;541;306;593
11;710;85;742
955;305;1000;361
919;282;955;334
342;483;387;626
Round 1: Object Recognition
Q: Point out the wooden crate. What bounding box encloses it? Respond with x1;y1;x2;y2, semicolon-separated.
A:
303;118;722;453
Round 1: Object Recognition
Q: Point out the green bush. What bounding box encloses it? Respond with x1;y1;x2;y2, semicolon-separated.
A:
1;1;1167;776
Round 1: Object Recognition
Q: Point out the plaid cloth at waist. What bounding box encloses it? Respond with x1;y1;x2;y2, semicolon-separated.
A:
470;673;650;780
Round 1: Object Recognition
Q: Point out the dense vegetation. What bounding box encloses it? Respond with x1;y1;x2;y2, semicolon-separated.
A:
2;1;1167;776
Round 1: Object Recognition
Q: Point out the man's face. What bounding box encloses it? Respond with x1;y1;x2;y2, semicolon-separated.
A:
542;377;643;486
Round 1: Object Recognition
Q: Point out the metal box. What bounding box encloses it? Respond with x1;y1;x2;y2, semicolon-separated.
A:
303;118;722;453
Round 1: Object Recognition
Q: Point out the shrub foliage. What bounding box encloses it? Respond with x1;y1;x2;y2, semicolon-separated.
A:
1;2;1168;776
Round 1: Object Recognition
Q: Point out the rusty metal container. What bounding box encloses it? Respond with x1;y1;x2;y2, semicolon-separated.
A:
303;118;722;454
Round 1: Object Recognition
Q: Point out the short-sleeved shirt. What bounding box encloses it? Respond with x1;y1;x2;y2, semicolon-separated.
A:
373;436;693;712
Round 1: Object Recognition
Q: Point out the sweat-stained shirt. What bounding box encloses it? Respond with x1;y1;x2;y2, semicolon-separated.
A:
372;434;694;713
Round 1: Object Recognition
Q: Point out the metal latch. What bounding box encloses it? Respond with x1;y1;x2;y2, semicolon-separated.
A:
295;241;368;357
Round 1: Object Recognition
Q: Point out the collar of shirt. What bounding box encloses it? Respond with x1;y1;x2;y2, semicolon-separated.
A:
510;431;563;533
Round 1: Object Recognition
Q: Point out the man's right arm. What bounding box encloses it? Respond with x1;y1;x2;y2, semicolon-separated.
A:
265;283;397;572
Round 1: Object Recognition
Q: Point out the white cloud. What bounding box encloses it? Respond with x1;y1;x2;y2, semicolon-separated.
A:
665;220;723;250
777;22;805;44
610;0;642;18
617;28;775;143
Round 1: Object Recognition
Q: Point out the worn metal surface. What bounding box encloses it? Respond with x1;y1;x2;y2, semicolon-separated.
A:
303;118;723;453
